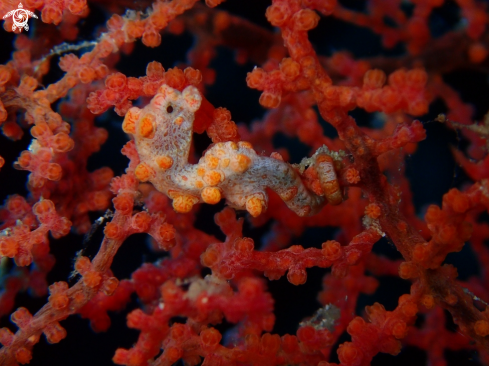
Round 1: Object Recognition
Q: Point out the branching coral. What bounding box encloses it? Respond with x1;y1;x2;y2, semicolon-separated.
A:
0;0;489;365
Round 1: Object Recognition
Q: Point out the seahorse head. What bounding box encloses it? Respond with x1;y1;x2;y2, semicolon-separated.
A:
122;84;203;174
150;84;202;125
123;84;202;138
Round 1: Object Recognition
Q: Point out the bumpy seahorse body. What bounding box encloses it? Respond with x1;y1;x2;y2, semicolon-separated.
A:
122;84;336;217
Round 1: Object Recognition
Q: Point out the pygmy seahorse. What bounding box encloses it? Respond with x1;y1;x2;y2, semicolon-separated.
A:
122;84;342;217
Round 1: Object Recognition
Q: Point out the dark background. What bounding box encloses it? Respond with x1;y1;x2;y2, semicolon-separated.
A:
0;0;487;365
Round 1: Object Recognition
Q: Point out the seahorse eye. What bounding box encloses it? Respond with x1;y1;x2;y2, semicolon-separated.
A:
166;105;174;113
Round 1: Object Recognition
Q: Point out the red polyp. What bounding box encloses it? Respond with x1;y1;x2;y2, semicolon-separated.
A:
1;1;489;365
337;342;363;366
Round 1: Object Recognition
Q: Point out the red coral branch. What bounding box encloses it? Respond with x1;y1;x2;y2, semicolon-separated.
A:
1;0;489;365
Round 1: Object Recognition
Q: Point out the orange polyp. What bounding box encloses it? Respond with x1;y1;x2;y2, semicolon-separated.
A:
0;237;19;258
265;4;290;27
201;187;221;204
102;277;119;296
138;114;156;138
388;69;407;88
0;0;487;363
474;320;489;337
401;301;418;318
142;29;162;48
48;282;69;310
321;240;342;261
83;271;102;288
246;68;266;89
135;163;154;182
78;66;96;84
205;155;219;169
170;324;187;341
19;76;38;94
197;167;205;176
37;149;53;162
147;61;165;78
17;150;33;168
408;99;428;116
30;122;51;139
52;133;74;153
132;211;152;232
104;222;121;239
446;189;470;213
165;346;183;362
201;246;220;267
200;327;222;349
421;294;435;309
296;9;320;31
279;186;298;201
75;256;91;274
345;167;360;184
280;58;300;80
195;180;204;189
337;342;362;365
230;154;251;173
6;196;27;215
155;155;173;170
234;238;254;252
363;69;386;89
159;222;176;241
106;73;127;91
172;194;198;213
246;196;264;217
437;224;457;244
287;269;307;285
398;261;417;279
220;158;230;168
346;317;365;336
365;203;381;219
203;170;222;186
184;67;202;85
126;350;146;366
15;348;32;364
126;20;145;39
46;163;63;181
425;205;443;223
406;69;428;89
259;91;281;108
112;193;134;215
122;107;141;134
166;68;187;91
33;199;55;216
11;308;32;330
